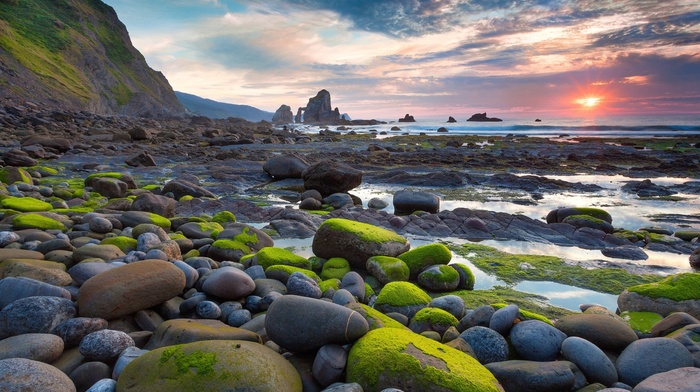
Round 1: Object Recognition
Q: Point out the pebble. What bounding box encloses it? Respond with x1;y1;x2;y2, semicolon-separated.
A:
313;344;348;387
287;271;322;298
78;329;135;362
489;304;519;335
459;326;509;364
615;337;694;387
561;336;618;386
69;361;112;392
0;333;65;363
509;320;566;361
0;358;76;392
201;266;255;300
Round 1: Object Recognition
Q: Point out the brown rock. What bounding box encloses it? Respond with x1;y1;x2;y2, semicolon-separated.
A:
144;319;261;350
77;259;186;320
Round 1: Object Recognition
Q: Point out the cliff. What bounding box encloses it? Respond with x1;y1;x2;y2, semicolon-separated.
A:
0;0;184;117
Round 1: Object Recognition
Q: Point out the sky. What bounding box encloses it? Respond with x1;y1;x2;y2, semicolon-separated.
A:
103;0;700;120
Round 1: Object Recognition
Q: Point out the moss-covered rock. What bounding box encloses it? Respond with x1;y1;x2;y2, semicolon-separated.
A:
312;218;410;269
0;167;32;185
374;281;431;319
11;212;67;231
85;172;136;189
366;255;410;284
674;230;700;241
409;307;459;336
562;214;614;233
207;239;252;263
1;196;53;212
119;211;171;231
319;278;341;295
398;243;452;278
451;263;475;290
265;264;320;284
212;210;236;224
618;273;700;318
116;340;302;392
346;328;503;392
321;257;351;280
417;265;460;292
346;302;409;331
100;236;138;253
546;207;612;224
178;221;224;239
253;247;311;270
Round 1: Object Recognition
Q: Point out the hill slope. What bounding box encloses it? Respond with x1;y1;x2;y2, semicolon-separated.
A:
0;0;183;117
175;91;273;122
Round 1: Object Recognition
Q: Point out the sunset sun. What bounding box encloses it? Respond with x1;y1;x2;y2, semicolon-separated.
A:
576;96;602;108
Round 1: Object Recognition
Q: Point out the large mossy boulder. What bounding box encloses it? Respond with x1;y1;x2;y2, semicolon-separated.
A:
346;328;503;392
8;212;69;231
1;196;53;212
398;243;452;278
116;340;302;392
374;281;431;319
366;256;410;284
546;207;612;224
562;214;615;233
312;218;410;269
252;247;311;270
618;273;700;318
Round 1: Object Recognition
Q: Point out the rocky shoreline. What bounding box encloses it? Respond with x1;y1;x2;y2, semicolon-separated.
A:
1;105;700;391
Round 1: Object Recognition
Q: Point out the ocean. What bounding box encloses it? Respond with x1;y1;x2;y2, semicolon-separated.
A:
294;114;700;138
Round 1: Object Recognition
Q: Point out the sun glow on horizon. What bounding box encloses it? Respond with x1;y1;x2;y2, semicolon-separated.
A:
576;96;603;108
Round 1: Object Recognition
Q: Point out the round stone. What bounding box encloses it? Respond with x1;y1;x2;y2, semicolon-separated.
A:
0;333;64;363
554;313;638;352
561;336;618;386
510;320;567;361
312;344;348;387
429;295;466;320
287;272;322;299
616;337;694;387
0;296;76;338
89;217;113;234
196;301;222;319
202;266;255;300
489;304;520;336
79;329;135;362
0;358;76;392
459;326;509;364
417;265;460;292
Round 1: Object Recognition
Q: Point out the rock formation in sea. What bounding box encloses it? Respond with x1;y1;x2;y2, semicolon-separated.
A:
398;114;416;122
467;113;503;122
297;90;340;124
272;105;294;124
447;116;457;123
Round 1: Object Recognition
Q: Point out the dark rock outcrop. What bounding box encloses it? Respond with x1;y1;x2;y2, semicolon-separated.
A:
447;116;457;123
467;113;502;122
272;105;294;124
300;90;340;124
398;114;416;122
301;160;362;197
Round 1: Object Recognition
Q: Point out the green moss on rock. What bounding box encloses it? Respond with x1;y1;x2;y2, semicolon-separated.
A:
100;236;138;253
366;256;410;283
0;167;32;185
266;265;320;282
256;247;311;270
412;307;459;327
345;303;409;331
321;218;407;244
620;311;663;334
211;239;251;254
212;211;236;224
627;273;700;301
1;196;53;212
346;328;502;392
375;281;431;307
398;243;452;277
12;213;66;231
492;303;553;325
319;278;341;294
196;222;224;239
321;257;351;280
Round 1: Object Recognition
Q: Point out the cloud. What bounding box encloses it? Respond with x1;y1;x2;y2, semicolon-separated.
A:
591;11;700;48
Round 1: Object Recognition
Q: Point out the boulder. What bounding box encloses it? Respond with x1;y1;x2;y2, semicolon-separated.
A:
302;160;362;197
373;281;431;319
161;179;216;200
398;114;416;122
0;333;64;363
460;326;509;364
263;154;309;180
2;149;37;166
302;89;340;124
617;273;700;318
417;265;460;292
201;266;255;300
130;193;177;218
398;243;452;278
77;259;186;320
144;319;261;350
366;256;410;284
346;328;502;392
666;324;700;367
546;207;612;224
560;336;618;386
312;218;410;269
0;276;72;309
616;337;694;387
0;358;76;392
265;295;368;352
509;320;566;361
633;367;700;392
393;190;440;214
485;360;580;392
0;296;76;339
554;313;638;352
92;177;128;198
116;340;302;391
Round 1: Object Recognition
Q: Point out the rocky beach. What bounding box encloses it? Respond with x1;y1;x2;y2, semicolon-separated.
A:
1;103;700;391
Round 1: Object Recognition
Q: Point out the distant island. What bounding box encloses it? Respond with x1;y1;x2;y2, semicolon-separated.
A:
467;113;503;122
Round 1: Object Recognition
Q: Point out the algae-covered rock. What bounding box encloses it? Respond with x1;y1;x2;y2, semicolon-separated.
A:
266;265;320;284
254;247;312;270
321;257;351;280
409;307;459;336
85;172;136;189
546;207;612;224
11;212;67;231
217;223;274;252
618;273;700;318
118;211;171;231
374;281;431;319
0;167;32;185
177;221;224;239
620;311;663;334
366;256;409;284
312;218;410;269
206;239;252;262
398;243;452;278
100;236;138;253
116;340;302;392
562;214;615;233
451;263;476;290
346;328;503;392
417;265;460;292
344;303;409;331
1;196;53;212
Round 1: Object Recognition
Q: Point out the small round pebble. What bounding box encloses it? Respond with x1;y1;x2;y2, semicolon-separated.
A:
0;358;76;392
287;272;322;299
79;329;135;362
459;326;509;364
227;309;252;327
196;300;222;319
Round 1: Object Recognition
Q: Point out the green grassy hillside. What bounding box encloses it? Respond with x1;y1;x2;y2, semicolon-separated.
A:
0;0;183;116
